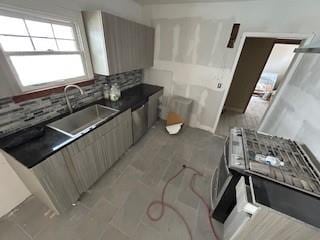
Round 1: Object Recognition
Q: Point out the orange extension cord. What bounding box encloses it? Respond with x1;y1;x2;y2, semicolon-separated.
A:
146;165;220;240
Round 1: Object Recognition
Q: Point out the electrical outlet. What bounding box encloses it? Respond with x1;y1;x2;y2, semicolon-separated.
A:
217;83;222;89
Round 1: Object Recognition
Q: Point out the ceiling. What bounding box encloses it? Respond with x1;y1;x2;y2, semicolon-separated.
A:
134;0;266;5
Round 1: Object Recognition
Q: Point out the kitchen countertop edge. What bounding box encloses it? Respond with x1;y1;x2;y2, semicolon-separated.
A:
1;83;163;169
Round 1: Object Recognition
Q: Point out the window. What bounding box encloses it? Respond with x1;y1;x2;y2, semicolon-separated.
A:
0;10;88;91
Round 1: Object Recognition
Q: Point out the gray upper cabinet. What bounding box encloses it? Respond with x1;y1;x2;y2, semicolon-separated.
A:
0;50;21;98
82;11;155;75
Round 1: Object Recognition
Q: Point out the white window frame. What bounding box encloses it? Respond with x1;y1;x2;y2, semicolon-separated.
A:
0;8;90;92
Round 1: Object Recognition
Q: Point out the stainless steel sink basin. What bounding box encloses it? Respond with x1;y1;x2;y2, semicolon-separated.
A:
48;104;119;137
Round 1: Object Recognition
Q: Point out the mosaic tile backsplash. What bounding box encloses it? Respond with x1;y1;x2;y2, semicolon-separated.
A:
0;69;143;137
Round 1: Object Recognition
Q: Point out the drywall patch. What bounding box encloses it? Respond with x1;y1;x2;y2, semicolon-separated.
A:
199;89;224;128
154;19;175;61
196;19;220;66
174;18;200;64
187;85;223;130
209;19;236;68
172;81;188;97
153;16;237;68
172;24;180;61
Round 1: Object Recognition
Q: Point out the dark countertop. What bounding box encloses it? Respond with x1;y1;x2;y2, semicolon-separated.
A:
0;83;163;169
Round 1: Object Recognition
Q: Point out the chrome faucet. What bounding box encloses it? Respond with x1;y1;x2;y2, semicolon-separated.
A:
64;85;84;113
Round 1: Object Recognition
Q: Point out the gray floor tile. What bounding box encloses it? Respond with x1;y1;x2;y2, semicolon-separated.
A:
0;219;31;240
141;154;170;187
161;158;187;188
80;166;122;209
79;189;105;209
91;167;122;192
111;182;153;236
100;224;129;240
132;223;163;240
73;215;107;240
177;173;201;210
131;144;161;172
34;204;89;240
87;198;117;224
104;166;143;208
69;199;117;240
7;196;54;238
216;96;269;136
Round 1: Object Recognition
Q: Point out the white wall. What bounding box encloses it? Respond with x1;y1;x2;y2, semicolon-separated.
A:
0;152;30;217
0;0;144;217
142;0;320;132
259;53;320;161
0;0;146;24
262;43;299;88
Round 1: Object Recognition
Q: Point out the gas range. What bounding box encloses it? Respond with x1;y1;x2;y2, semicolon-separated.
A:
229;128;320;198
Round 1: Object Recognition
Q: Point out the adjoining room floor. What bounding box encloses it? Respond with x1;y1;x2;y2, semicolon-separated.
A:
0;122;225;240
215;96;269;137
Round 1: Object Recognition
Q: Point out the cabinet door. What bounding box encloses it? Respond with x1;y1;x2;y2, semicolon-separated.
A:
63;140;99;193
115;124;125;159
102;12;129;74
121;110;133;150
144;26;155;68
92;139;107;178
123;118;133;150
148;91;163;128
103;110;132;168
101;12;155;74
104;127;118;167
32;152;80;213
82;11;109;75
75;146;99;191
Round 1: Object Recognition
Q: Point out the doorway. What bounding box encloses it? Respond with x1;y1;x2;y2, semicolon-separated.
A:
215;37;301;137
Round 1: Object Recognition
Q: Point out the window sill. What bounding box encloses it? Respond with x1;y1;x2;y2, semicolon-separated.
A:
12;79;95;103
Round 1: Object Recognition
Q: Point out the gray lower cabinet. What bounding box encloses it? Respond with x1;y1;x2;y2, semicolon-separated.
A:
63;109;132;194
4;149;80;214
32;152;80;213
5;109;133;214
148;90;164;128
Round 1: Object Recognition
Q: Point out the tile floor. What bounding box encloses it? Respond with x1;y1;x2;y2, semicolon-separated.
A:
215;96;269;137
0;122;225;240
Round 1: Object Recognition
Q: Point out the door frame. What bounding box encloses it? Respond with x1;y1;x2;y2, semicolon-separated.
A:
241;38;302;114
213;32;314;133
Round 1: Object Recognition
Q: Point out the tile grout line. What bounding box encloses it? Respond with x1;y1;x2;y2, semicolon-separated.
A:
15;222;34;240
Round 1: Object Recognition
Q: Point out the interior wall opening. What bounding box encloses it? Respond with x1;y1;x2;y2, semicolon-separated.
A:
215;37;301;137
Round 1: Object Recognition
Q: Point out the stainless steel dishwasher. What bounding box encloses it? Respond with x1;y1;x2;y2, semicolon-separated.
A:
132;101;148;144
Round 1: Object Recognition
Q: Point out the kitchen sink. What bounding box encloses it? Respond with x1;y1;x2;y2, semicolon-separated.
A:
48;104;119;137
